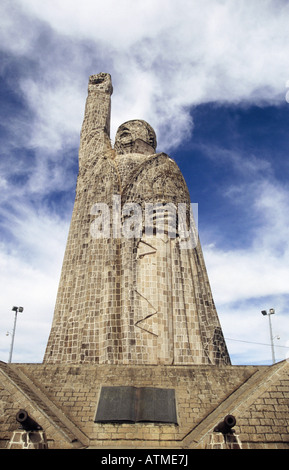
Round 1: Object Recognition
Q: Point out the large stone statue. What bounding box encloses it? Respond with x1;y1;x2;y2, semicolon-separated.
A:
44;73;230;365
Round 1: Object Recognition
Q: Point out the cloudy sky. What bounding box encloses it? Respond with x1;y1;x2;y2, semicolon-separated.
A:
1;0;289;365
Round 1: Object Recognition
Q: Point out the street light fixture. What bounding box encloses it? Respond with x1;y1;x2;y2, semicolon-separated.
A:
8;306;24;363
261;308;276;364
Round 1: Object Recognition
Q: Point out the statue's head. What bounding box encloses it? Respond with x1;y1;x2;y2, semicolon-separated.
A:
114;120;157;155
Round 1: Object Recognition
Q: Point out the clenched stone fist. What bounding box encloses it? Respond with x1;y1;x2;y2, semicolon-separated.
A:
88;73;113;95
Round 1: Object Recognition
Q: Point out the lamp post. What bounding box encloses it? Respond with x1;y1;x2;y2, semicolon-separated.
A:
8;306;23;363
261;308;276;364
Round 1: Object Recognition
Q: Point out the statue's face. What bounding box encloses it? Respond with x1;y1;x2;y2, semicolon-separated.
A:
114;120;156;155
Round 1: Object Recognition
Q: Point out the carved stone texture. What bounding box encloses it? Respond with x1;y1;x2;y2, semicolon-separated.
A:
43;73;230;365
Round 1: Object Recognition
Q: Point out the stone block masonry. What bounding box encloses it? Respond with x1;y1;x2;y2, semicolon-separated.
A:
1;361;289;449
43;73;230;366
2;74;288;451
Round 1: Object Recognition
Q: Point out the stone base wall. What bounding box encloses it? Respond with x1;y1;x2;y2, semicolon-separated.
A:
1;361;289;449
15;364;252;448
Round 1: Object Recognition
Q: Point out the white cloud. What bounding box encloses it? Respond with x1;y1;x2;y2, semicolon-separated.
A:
204;169;289;301
0;204;70;362
205;246;289;304
19;78;84;152
0;0;288;153
219;303;289;365
16;0;177;48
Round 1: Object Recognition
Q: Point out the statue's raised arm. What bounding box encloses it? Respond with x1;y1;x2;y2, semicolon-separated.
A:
79;73;113;166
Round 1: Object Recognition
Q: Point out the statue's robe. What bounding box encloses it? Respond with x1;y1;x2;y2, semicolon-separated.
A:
44;74;230;365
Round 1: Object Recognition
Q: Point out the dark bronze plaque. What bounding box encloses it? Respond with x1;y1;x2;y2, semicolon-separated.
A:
95;386;177;424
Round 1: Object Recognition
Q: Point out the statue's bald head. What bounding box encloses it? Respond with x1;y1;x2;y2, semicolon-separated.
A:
114;120;157;155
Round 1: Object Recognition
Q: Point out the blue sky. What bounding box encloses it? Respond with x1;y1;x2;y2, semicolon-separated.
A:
1;0;289;365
